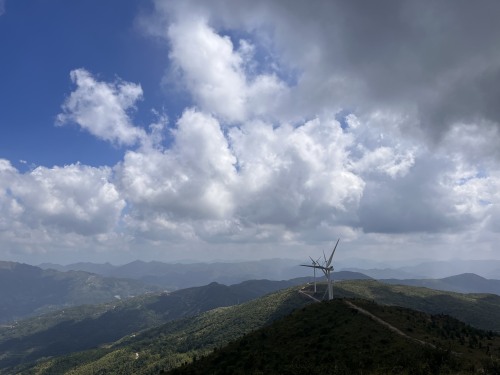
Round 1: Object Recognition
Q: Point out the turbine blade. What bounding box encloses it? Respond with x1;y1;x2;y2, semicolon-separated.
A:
332;238;340;256
326;239;340;267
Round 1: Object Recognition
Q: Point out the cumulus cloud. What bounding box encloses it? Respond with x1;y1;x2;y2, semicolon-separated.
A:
57;69;146;146
167;17;247;122
230;117;364;228
113;109;366;245
116;109;237;222
0;160;125;247
165;13;287;123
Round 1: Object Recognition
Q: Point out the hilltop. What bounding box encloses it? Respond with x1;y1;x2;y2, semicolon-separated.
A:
169;299;500;374
330;280;500;332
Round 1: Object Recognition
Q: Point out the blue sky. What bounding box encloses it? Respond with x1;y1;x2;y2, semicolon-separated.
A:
0;0;169;169
1;0;500;266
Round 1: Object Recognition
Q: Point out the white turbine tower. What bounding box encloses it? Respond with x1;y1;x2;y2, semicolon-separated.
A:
322;239;339;300
301;239;340;300
308;256;321;293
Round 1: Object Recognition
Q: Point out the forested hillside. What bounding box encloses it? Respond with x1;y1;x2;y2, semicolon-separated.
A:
23;286;311;374
169;299;500;375
0;279;307;372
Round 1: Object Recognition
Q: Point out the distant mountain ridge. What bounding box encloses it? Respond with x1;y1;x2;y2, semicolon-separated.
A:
398;259;500;279
343;267;422;279
382;272;500;295
344;259;500;279
0;261;159;323
38;261;117;275
40;258;500;291
38;259;314;289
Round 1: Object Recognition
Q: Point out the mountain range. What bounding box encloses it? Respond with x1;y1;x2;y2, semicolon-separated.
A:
0;259;372;325
345;259;500;279
6;258;500;326
0;278;312;372
0;261;159;323
39;258;500;287
38;259;313;289
18;280;500;375
382;273;500;296
4;259;500;373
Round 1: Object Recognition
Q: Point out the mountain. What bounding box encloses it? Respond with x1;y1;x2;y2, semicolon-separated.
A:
345;259;500;280
38;259;314;289
169;299;500;375
382;273;500;296
342;267;426;279
398;259;500;279
37;260;374;290
333;270;372;280
0;261;159;323
6;278;500;374
38;261;116;275
26;284;500;375
0;278;308;372
5;285;312;374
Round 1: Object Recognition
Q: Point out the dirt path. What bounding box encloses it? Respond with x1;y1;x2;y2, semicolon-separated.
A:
298;287;322;303
342;299;437;349
298;285;439;350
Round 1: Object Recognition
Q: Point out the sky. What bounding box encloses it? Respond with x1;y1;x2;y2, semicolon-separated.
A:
1;0;500;266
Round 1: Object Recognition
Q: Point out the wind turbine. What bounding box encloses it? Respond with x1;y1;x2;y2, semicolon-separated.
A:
301;239;340;300
308;256;322;293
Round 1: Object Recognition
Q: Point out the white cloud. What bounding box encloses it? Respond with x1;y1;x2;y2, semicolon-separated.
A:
230;117;364;226
166;15;287;123
0;161;125;241
0;0;5;16
168;17;247;122
116;109;237;223
113;110;365;244
57;69;146;146
351;146;415;179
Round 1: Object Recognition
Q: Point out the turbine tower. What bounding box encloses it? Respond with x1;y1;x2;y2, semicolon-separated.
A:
308;256;321;293
322;239;339;300
301;239;340;300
